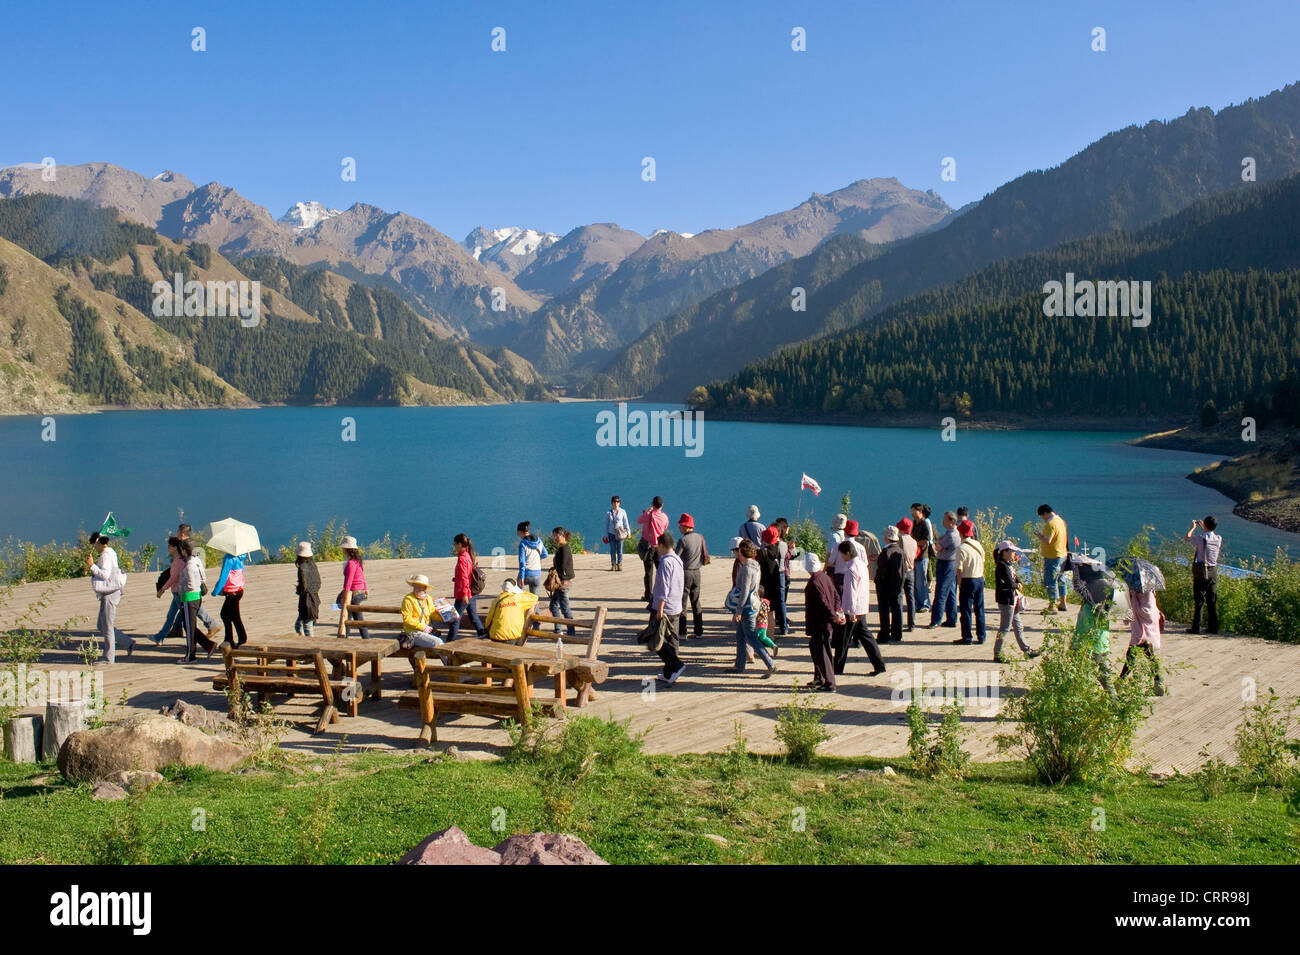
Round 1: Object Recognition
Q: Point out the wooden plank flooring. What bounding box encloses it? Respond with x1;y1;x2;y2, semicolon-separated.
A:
4;554;1296;772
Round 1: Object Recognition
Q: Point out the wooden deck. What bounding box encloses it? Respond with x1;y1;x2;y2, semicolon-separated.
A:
5;554;1297;772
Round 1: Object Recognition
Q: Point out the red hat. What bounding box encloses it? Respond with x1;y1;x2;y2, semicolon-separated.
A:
844;519;860;537
677;513;694;529
761;525;780;545
957;519;975;538
897;517;914;533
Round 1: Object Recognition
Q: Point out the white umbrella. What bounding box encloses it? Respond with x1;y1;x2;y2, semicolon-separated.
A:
203;518;262;556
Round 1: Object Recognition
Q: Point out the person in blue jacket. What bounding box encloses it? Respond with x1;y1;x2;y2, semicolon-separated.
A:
516;521;549;595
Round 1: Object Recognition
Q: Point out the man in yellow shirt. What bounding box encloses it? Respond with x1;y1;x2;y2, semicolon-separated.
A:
484;580;539;644
1035;504;1069;612
400;574;444;649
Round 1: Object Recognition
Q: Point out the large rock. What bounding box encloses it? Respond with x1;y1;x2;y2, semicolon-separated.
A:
398;827;503;865
494;833;608;865
58;715;248;782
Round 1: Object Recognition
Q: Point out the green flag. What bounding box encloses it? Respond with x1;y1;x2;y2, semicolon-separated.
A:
99;512;132;539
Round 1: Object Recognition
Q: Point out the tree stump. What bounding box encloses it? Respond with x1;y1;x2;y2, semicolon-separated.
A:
3;715;43;763
43;699;88;761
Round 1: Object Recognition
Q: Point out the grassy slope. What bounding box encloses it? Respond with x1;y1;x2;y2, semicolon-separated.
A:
0;752;1293;864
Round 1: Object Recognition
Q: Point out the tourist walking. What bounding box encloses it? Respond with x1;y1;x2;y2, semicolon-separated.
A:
802;553;841;692
929;511;960;628
910;503;934;612
875;526;906;644
738;505;764;547
956;520;987;645
1073;596;1113;695
637;497;668;601
774;517;797;610
1186;515;1221;634
896;517;918;631
151;537;184;645
340;536;370;638
212;550;250;646
177;538;215;663
294;542;321;637
1036;504;1069;612
650;532;687;685
548;527;576;636
398;574;444;649
759;526;788;637
836;540;886;676
674;514;709;638
605;495;630;571
1120;586;1167;696
87;532;134;663
177;523;220;639
727;540;777;676
516;521;549;595
992;541;1038;662
448;533;488;639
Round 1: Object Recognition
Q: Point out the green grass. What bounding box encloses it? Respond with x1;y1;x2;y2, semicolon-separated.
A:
0;751;1294;864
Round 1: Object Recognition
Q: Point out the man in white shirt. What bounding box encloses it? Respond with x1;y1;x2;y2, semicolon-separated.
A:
833;541;886;676
1185;515;1222;633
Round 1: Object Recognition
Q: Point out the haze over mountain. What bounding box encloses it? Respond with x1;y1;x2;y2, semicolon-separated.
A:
588;81;1300;401
507;177;953;378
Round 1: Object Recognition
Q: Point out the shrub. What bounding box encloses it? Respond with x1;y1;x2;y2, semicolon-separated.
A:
0;534;160;584
1233;691;1299;786
996;628;1154;785
792;516;828;562
0;586;76;729
1190;746;1237;801
268;520;424;563
774;684;833;765
907;692;971;779
973;507;1014;586
544;531;585;555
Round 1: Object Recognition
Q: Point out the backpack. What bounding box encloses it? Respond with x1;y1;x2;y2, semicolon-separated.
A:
469;562;486;596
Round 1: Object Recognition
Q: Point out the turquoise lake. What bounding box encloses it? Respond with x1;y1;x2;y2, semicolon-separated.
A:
0;403;1293;567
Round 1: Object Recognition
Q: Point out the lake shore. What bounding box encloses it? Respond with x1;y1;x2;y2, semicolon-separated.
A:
1131;425;1300;534
686;406;1185;433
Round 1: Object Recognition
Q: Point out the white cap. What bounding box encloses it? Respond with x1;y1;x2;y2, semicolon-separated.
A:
802;552;823;574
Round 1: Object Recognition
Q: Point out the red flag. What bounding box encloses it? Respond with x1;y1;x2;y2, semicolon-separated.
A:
801;473;821;496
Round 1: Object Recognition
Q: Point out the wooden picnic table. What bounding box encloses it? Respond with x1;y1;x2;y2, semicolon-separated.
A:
433;638;609;718
229;635;401;715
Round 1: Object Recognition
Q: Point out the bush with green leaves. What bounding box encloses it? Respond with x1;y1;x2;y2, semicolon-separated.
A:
267;520;423;563
996;629;1154;785
0;534;158;584
1233;691;1299;786
774;684;833;765
792;516;828;562
907;692;971;779
504;711;645;830
544;530;585;555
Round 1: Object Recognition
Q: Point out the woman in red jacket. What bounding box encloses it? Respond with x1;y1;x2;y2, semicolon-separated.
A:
448;533;488;639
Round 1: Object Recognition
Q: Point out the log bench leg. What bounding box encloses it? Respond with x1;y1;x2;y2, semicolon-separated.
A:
370;657;383;700
315;704;337;734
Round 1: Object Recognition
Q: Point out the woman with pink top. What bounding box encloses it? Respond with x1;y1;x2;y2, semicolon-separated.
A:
447;533;487;639
340;536;369;638
1119;585;1166;696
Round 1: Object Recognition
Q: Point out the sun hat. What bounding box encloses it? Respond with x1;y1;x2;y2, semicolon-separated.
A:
844;519;860;537
729;536;745;551
296;541;313;558
884;525;900;542
831;513;847;530
340;536;359;550
802;552;823;574
896;517;913;533
406;574;430;588
678;513;694;529
957;520;975;538
995;539;1022;555
761;525;780;545
747;505;761;520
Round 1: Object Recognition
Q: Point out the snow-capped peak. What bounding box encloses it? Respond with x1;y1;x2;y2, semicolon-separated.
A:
650;228;696;239
153;170;180;182
279;200;343;231
466;226;561;261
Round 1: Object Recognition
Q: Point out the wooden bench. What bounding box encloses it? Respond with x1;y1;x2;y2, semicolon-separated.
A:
338;595;607;707
521;608;607;707
213;644;360;733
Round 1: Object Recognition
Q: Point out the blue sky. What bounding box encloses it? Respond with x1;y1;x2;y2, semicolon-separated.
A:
3;0;1298;240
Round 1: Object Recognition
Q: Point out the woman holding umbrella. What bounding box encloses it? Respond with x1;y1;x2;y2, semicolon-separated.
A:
1113;557;1167;696
204;518;262;648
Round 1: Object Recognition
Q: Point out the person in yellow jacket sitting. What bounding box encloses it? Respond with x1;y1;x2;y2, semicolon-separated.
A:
400;574;444;650
484;579;539;644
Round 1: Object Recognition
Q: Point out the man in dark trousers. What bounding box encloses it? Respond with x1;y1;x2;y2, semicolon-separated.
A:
651;532;686;685
802;553;841;692
1186;515;1222;633
674;513;709;638
875;525;906;643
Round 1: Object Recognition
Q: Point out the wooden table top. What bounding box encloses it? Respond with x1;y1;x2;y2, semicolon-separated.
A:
237;635;401;661
436;637;584;674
